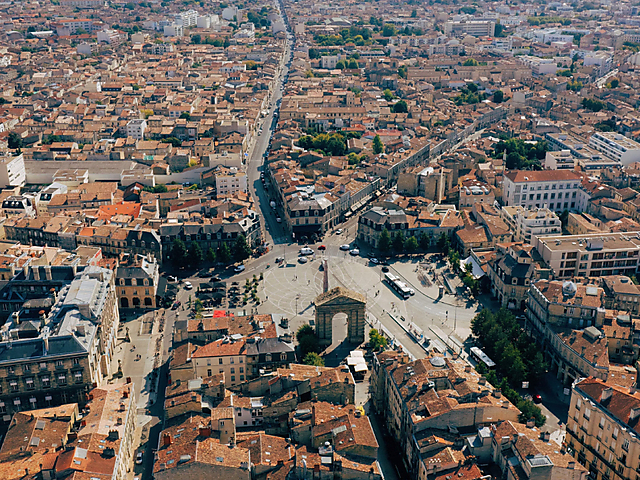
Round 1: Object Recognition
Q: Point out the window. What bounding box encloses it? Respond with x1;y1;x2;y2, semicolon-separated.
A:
42;377;50;388
55;360;63;367
58;375;67;385
613;427;618;439
622;439;629;451
584;408;591;420
230;358;234;364
239;367;244;373
239;357;243;363
207;369;212;376
240;375;244;381
73;358;80;365
231;376;235;382
219;358;223;365
230;368;235;374
25;378;34;390
265;354;272;362
599;417;605;429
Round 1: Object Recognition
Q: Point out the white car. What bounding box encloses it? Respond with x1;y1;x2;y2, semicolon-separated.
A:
167;276;177;283
339;244;350;251
297;256;308;264
234;265;246;273
299;247;313;255
349;249;360;256
136;452;143;465
408;288;415;296
335;228;343;235
276;217;282;223
184;281;193;290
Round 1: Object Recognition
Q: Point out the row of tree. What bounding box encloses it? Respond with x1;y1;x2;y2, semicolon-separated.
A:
492;138;547;170
471;308;547;426
377;229;455;255
169;235;252;269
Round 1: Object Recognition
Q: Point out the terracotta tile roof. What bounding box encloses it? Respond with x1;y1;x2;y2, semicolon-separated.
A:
576;377;640;431
192;338;246;358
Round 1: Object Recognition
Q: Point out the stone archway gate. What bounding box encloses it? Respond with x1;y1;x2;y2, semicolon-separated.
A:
314;286;366;346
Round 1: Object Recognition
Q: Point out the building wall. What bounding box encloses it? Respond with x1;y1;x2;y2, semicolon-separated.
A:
194;354;247;386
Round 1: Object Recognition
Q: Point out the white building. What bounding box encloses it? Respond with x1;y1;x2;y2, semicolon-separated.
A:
588;132;640;166
163;23;183;37
96;28;126;45
503;169;585;212
175;9;198;27
583;51;612;75
534;232;640;279
214;166;247;196
517;56;558;75
321;55;339;69
544;150;575;170
0;153;25;188
126;119;147;140
501;206;562;243
151;43;174;54
444;20;495;37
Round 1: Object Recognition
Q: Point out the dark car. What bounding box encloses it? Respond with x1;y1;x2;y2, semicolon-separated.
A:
381;266;390;273
211;275;222;282
197;270;210;278
172;301;181;310
533;394;542;403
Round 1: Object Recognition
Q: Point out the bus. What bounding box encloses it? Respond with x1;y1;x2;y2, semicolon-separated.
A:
470;347;496;369
384;272;411;299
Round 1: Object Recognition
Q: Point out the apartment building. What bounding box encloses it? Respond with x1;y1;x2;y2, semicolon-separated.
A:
115;253;160;309
546;133;601;159
533;233;640;279
0;153;25;188
501;206;562;243
357;205;463;248
444;20;495;37
0;266;119;419
97;28;127;45
371;350;520;479
487;242;550;310
545;150;576;170
175;9;199;27
126;119;147;140
525;279;609;386
214;166;247;197
589;132;640;166
192;337;247;387
503;170;586;212
566;377;640;480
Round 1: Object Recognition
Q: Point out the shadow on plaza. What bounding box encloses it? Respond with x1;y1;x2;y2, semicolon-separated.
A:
322;339;360;368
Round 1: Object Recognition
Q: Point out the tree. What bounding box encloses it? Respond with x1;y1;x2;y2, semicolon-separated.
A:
191;34;202;44
369;329;388;350
164;137;182;148
372;135;384;154
217;243;232;264
180;112;191;120
383;88;394;101
493;90;504;103
233;234;252;262
7;132;22;150
392;100;408;113
398;65;407;79
378;228;392;253
188;242;204;267
170;239;188;268
348;59;359;69
411;8;417;17
419;232;430;251
405;235;419;253
463;58;478;66
382;24;397;36
436;232;450;254
308;48;320;59
206;247;217;264
297;325;321;358
392;231;405;254
303;352;325;366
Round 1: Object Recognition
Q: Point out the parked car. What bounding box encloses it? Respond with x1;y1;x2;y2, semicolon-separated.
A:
299;247;314;255
533;394;542;403
136;452;143;465
167;276;178;283
276;217;282;223
349;249;360;256
234;265;246;273
298;256;308;264
381;266;390;273
184;281;193;290
370;258;379;264
211;275;222;282
317;245;326;250
340;244;350;251
275;256;284;263
172;301;181;310
335;228;343;235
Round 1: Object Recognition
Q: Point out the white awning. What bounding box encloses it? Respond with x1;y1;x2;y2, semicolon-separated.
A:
13;399;20;405
58;375;66;381
26;379;33;384
9;381;17;386
45;396;52;401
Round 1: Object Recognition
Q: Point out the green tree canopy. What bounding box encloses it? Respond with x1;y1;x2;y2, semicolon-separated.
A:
217;243;232;264
404;235;419;253
188;242;204;267
303;352;325;366
170;239;188;268
233;234;252;262
392;231;405;253
392;100;408;113
378;228;392;253
493;90;504;103
369;329;388;350
372;135;384;154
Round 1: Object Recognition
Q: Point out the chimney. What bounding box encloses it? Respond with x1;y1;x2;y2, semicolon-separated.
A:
198;425;211;437
526;418;535;428
540;431;551;442
601;387;613;403
593;353;598;365
581;346;586;356
568;462;576;470
33;268;40;281
492;389;502;398
162;433;172;446
44;266;52;281
630;407;640;422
